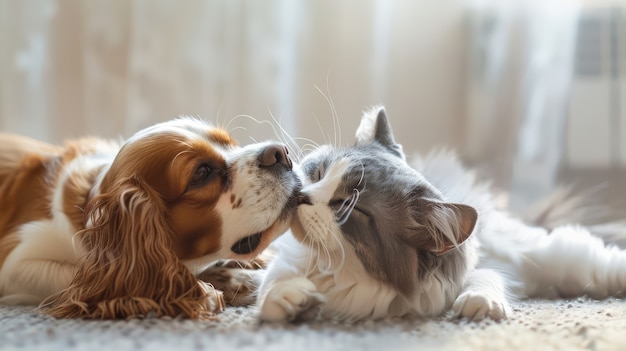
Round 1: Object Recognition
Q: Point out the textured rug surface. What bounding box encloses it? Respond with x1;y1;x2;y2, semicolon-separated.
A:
2;298;625;351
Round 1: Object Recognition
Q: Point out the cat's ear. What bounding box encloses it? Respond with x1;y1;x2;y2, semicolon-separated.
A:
413;198;477;255
355;106;405;159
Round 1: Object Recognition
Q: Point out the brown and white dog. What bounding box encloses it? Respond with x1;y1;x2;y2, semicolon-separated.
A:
0;117;300;319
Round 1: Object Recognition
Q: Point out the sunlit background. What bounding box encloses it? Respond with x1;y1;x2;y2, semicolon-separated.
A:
1;0;625;213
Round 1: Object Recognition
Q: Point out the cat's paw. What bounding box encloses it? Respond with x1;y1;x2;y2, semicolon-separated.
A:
259;277;325;323
452;290;510;321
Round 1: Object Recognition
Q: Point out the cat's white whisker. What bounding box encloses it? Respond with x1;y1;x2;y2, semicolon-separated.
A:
317;227;332;273
335;189;360;226
519;252;541;269
292;137;320;149
289;137;321;162
265;107;303;160
225;114;261;131
329;228;346;272
302;228;318;277
214;102;225;129
355;160;366;190
582;281;592;294
326;74;342;147
318;242;331;273
304;245;314;277
226;112;305;161
229;126;248;134
310;113;330;147
301;144;320;158
313;79;341;147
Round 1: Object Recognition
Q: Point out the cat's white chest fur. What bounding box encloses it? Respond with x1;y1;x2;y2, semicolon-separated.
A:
258;233;470;322
309;245;399;321
258;233;400;322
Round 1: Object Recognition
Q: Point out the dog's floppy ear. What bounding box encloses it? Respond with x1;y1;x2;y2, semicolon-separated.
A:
411;197;477;255
44;177;219;319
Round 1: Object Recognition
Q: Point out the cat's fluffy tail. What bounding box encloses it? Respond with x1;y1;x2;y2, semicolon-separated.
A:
492;175;626;299
523;185;626;248
517;224;626;299
523;185;607;228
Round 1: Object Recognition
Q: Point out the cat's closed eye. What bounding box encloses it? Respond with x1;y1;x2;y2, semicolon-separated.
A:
329;189;363;225
306;162;327;183
314;163;327;182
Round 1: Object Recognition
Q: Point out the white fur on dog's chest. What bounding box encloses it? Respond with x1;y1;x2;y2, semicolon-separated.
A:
0;154;104;303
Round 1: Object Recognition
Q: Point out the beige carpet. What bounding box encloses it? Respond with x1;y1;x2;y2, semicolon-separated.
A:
1;297;625;351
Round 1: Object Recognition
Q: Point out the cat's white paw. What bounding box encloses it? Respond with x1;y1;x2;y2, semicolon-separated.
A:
259;277;324;322
452;290;510;321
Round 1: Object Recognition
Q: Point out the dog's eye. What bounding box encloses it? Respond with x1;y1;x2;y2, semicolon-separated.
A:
189;164;213;187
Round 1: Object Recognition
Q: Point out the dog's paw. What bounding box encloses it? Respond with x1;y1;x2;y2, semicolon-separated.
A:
259;277;325;323
198;281;226;313
210;289;226;313
452;290;510;321
198;267;262;307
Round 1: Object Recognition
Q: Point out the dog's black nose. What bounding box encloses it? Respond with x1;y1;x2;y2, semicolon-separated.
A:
259;143;292;170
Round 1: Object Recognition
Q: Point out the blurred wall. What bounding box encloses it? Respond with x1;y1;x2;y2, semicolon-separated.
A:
2;0;624;208
0;0;468;158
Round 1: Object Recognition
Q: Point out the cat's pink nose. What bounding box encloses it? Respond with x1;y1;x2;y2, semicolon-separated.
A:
259;143;292;170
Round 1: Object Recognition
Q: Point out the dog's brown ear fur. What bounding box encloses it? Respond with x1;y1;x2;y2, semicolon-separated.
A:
44;177;220;319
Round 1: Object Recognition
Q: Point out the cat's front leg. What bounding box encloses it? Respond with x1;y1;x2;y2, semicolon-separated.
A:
452;268;511;321
258;277;325;322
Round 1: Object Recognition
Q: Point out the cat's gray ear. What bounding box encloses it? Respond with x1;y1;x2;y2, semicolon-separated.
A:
412;198;477;255
355;106;405;159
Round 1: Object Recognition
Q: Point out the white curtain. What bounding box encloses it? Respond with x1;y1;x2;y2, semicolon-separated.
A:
0;0;585;206
464;0;581;209
0;0;470;154
1;0;311;141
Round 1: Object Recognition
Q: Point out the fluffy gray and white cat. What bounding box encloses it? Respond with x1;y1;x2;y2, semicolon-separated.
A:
256;107;626;323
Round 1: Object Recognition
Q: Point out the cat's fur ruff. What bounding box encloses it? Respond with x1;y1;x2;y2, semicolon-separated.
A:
257;107;626;323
